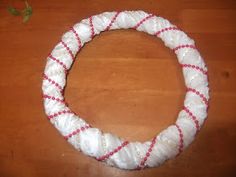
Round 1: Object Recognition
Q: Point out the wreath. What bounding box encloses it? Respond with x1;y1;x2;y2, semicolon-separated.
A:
42;10;209;170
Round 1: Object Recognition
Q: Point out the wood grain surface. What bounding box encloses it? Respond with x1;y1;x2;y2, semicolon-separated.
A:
0;0;236;177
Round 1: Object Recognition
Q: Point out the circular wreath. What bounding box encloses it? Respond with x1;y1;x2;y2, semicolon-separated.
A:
42;10;209;170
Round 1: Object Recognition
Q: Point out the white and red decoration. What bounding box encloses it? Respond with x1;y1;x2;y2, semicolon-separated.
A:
42;10;209;170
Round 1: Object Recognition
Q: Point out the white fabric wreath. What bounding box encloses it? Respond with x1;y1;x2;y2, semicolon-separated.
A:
42;10;209;170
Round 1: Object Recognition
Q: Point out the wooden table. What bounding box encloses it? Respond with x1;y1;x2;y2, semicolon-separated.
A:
1;0;235;176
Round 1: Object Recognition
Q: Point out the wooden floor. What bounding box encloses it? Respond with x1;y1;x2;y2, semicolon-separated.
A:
0;0;236;176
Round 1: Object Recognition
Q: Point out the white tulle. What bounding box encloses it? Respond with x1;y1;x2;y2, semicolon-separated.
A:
42;10;209;170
